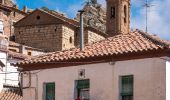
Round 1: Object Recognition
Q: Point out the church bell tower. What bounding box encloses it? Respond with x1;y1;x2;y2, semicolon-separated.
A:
106;0;130;36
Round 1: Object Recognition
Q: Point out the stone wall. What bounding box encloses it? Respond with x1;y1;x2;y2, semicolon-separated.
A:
0;9;26;37
87;30;105;44
15;24;78;52
75;3;106;33
75;29;105;47
0;0;26;37
61;25;76;50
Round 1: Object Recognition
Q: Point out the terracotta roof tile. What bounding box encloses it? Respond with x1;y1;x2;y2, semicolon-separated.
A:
0;86;22;100
15;30;170;66
8;51;30;59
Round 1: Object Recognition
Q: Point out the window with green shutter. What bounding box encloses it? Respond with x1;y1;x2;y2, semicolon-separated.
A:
45;83;55;100
76;79;90;100
121;75;133;100
76;79;90;89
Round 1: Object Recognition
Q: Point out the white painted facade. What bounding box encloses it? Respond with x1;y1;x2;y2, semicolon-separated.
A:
5;58;20;86
0;51;7;92
166;60;170;100
0;50;23;92
22;57;167;100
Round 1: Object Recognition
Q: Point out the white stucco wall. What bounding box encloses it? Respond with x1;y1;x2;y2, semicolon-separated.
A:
5;60;19;85
0;51;7;92
23;57;166;100
166;60;170;100
0;51;20;90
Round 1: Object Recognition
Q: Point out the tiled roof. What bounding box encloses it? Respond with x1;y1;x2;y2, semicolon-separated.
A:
8;51;30;59
16;30;170;66
0;86;22;100
0;4;11;12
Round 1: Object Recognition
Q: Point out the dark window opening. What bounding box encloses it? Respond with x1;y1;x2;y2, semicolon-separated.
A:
13;12;16;17
36;16;40;20
9;49;17;52
124;5;127;23
69;37;73;44
9;36;15;41
111;7;115;18
121;75;133;100
54;29;57;32
27;51;32;56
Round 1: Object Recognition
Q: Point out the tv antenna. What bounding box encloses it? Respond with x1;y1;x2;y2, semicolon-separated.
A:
143;0;154;33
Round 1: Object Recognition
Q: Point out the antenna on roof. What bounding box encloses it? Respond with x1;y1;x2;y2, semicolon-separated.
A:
143;0;154;33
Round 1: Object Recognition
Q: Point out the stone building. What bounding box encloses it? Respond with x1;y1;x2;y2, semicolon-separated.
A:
0;0;28;38
75;1;106;33
106;0;130;36
14;9;107;52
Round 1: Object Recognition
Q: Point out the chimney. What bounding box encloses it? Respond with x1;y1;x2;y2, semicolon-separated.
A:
78;10;85;51
23;6;27;13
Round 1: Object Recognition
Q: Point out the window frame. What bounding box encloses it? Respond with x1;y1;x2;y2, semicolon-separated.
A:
43;82;55;100
111;7;116;18
75;79;90;100
0;20;4;34
120;75;134;100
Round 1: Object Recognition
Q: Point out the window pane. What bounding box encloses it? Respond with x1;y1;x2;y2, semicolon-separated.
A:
77;79;89;89
121;76;133;96
122;95;133;100
0;21;3;33
46;83;55;100
76;79;90;100
80;90;90;100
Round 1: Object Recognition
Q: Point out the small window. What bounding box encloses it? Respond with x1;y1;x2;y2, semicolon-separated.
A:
9;49;17;52
27;51;32;56
75;79;90;100
36;16;40;20
120;75;133;100
111;7;115;18
13;12;16;17
10;36;15;41
44;83;55;100
0;20;4;34
69;37;73;43
124;5;127;23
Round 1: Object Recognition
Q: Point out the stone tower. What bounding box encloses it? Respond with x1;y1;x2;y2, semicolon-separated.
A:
106;0;130;36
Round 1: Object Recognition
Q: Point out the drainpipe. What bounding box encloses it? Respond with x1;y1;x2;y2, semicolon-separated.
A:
78;10;85;51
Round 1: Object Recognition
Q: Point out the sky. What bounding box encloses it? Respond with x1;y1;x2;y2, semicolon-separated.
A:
14;0;170;40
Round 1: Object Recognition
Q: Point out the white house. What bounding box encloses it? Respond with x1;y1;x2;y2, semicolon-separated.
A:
15;30;170;100
14;0;170;99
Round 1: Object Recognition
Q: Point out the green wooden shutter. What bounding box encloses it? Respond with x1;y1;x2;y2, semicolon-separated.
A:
121;76;133;96
76;79;90;89
46;83;55;100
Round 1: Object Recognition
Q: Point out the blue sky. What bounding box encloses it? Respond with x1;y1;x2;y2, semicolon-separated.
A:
14;0;170;40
